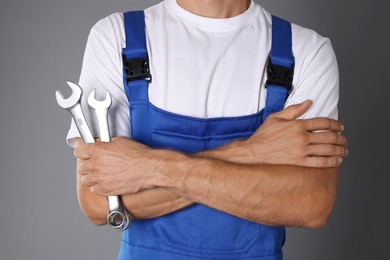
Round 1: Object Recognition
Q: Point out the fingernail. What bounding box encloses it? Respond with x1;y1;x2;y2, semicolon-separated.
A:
341;124;345;131
338;157;343;164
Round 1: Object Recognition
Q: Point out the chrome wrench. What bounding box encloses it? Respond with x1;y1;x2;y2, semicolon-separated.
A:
55;81;95;144
56;82;130;231
88;89;131;231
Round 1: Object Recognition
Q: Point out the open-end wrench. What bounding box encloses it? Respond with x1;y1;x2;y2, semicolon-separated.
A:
88;89;131;231
56;82;130;231
55;81;95;144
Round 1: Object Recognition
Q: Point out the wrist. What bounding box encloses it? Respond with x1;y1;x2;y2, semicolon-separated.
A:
153;149;190;190
197;139;263;164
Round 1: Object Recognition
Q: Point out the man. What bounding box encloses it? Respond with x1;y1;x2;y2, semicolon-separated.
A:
67;0;348;259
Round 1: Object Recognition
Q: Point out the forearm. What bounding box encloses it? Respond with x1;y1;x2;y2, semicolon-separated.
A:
76;142;255;223
77;137;339;222
119;140;269;219
121;188;192;219
119;139;284;219
157;150;339;228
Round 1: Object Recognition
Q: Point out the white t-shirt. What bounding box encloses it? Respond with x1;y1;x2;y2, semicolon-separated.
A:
66;0;339;147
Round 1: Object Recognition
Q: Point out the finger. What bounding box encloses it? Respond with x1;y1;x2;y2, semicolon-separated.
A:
309;132;347;145
303;156;343;168
304;118;344;132
307;144;348;157
77;158;93;175
90;182;116;196
80;173;98;187
74;143;94;159
272;100;312;120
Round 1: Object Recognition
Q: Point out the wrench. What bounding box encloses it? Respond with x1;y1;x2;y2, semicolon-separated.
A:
88;89;131;231
55;81;95;144
56;82;130;231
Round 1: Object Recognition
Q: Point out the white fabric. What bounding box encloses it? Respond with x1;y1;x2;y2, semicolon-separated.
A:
66;0;339;147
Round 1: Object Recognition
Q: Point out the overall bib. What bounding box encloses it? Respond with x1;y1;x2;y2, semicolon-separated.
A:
118;11;294;260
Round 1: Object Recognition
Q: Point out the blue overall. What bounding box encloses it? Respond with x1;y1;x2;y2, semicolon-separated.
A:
118;11;294;260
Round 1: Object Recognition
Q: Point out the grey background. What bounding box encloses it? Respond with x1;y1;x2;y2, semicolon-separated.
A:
0;0;389;259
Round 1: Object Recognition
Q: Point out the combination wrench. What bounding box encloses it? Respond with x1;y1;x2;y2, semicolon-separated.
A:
56;82;130;231
87;89;131;231
55;81;95;144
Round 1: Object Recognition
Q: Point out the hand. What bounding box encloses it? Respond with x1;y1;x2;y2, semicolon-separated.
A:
74;137;171;196
241;100;348;167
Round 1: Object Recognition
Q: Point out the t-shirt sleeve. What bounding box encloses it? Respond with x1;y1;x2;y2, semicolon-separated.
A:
66;13;131;148
284;26;339;120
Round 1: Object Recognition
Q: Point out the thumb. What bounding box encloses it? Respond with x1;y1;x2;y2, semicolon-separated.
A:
272;100;312;120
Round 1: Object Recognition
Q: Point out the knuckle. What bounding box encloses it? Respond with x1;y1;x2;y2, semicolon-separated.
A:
293;120;306;132
298;119;308;129
305;119;315;130
294;133;310;145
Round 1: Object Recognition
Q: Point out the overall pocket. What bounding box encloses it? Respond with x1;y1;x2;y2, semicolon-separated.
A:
152;129;254;153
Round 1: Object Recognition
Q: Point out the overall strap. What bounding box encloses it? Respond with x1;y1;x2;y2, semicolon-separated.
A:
262;15;294;121
122;11;151;102
122;11;152;144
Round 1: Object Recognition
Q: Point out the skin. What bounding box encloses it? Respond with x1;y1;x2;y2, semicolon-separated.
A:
75;101;348;228
176;0;251;18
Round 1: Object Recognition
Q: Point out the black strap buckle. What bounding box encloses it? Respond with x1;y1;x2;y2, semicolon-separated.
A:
265;56;294;92
123;55;152;83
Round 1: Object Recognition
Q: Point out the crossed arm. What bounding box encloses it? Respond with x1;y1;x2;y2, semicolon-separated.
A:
74;101;348;228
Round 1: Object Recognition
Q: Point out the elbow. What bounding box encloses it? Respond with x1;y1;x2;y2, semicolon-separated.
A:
77;192;108;226
304;215;329;229
79;202;108;226
81;206;108;226
303;188;337;229
86;214;107;226
303;205;333;229
303;169;339;229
